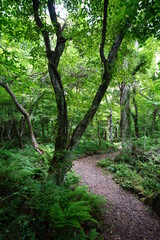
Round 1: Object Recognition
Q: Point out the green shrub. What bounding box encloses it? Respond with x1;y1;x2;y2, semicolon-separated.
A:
97;157;112;168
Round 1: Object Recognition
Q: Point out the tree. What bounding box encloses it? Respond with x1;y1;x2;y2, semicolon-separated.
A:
29;0;134;183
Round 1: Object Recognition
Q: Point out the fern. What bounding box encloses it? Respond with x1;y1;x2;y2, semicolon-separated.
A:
50;200;97;229
0;147;104;240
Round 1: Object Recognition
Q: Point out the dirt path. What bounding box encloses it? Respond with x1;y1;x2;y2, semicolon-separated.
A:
73;153;160;240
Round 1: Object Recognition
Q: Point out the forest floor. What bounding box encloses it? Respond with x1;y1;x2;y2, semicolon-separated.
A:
73;152;160;240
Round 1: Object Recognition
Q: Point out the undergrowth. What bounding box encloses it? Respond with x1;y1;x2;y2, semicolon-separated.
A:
71;140;117;160
0;146;104;240
97;152;160;213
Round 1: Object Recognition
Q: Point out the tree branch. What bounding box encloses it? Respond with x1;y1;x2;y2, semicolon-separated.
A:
68;2;130;150
132;59;146;76
107;22;130;67
47;0;61;36
100;0;109;64
32;0;51;56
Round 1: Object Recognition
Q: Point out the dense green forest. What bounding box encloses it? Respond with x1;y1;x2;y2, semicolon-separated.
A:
0;0;160;239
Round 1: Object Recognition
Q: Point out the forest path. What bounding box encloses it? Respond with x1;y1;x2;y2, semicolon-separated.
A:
72;152;160;240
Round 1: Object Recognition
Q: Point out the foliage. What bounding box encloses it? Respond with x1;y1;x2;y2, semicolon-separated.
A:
97;147;160;212
71;139;117;160
0;146;104;240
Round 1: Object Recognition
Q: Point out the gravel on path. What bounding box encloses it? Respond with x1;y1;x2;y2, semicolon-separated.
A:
73;153;160;240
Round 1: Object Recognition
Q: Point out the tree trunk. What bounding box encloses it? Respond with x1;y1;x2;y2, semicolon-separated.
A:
152;108;158;134
114;126;119;142
0;80;44;155
120;82;131;149
97;120;102;147
110;108;113;143
132;86;139;139
131;60;146;139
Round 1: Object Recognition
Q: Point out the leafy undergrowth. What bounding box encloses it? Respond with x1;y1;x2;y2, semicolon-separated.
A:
0;147;105;240
72;140;117;160
135;135;160;153
97;151;160;216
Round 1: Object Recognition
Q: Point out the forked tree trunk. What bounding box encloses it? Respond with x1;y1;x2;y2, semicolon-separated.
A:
32;0;131;184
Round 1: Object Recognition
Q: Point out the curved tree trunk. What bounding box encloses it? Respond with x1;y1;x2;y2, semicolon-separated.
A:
0;80;44;155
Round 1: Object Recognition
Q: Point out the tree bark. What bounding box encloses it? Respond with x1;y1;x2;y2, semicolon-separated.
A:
0;80;44;155
120;82;131;149
114;126;119;142
132;86;139;139
32;0;68;153
97;120;102;147
106;96;113;144
110;108;113;143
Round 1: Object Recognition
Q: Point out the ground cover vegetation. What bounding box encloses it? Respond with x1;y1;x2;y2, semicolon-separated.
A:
98;140;160;216
0;144;105;239
0;0;160;238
